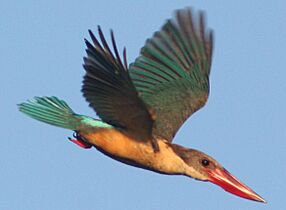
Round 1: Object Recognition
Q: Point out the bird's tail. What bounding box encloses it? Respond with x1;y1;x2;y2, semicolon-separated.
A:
18;96;82;130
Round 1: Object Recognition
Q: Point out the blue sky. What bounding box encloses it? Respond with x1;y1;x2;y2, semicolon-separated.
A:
1;0;285;209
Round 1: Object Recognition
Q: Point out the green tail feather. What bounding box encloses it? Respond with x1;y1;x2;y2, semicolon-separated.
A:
18;96;81;130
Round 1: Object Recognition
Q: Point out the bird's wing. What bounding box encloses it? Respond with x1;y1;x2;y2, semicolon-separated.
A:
129;8;213;142
82;27;153;141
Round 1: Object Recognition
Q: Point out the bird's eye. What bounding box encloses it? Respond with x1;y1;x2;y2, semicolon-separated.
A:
201;159;209;167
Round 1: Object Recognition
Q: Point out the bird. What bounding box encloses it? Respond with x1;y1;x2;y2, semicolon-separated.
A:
18;8;265;203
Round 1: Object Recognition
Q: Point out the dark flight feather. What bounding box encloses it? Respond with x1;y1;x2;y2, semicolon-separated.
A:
82;27;153;141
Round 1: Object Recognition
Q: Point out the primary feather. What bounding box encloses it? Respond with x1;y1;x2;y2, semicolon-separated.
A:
129;8;213;141
82;27;153;141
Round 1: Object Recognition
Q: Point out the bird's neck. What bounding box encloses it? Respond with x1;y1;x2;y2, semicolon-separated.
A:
169;143;208;180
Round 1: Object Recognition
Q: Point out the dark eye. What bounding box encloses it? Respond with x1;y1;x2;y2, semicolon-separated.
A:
201;159;209;167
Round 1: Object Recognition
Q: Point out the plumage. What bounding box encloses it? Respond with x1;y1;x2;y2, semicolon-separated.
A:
18;96;112;130
82;27;153;141
18;8;265;203
19;96;79;130
129;9;213;141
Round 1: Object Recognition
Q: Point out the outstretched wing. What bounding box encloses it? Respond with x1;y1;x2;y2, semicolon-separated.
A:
129;8;213;142
82;27;153;141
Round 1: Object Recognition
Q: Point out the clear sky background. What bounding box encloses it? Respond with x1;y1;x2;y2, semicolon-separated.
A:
1;0;285;209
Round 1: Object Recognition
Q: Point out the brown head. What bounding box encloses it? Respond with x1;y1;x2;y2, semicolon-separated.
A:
171;144;266;203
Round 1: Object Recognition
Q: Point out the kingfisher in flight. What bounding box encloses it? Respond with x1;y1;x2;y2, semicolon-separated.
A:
19;8;265;203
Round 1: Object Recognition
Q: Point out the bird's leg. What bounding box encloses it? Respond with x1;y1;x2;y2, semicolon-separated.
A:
68;131;93;149
151;137;160;153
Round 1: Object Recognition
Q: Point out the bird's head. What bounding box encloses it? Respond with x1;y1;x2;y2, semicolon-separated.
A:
172;145;266;203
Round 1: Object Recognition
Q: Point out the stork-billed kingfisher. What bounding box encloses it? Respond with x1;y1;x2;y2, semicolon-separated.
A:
18;8;265;203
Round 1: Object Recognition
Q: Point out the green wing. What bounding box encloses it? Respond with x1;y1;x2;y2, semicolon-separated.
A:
82;27;153;141
129;8;213;142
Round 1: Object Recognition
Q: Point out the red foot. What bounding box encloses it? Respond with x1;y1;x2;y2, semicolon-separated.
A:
68;137;92;149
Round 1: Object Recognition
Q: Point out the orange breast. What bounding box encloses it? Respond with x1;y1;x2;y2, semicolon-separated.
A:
80;128;153;165
79;128;186;175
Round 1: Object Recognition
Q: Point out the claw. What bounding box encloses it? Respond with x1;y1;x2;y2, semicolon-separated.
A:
68;131;92;149
68;137;92;149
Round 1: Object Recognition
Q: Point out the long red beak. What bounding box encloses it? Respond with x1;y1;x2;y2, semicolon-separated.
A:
207;168;266;203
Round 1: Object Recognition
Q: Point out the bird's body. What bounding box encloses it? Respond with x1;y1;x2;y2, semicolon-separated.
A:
82;128;186;175
18;8;265;203
80;126;209;179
